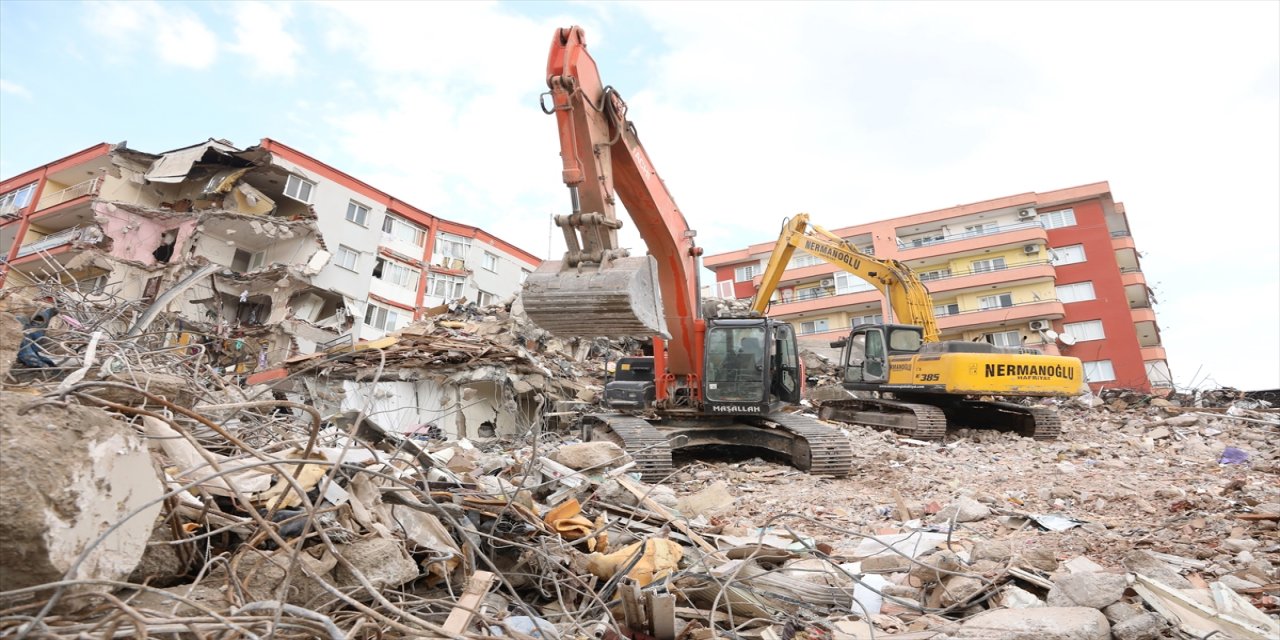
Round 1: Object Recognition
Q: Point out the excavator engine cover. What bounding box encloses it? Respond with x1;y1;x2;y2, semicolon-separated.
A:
521;255;670;338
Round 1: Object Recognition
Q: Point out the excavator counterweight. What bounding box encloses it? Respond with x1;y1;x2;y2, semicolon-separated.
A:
521;256;669;338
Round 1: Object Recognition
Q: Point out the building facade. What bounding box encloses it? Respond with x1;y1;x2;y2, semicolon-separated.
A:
0;138;540;370
703;182;1170;392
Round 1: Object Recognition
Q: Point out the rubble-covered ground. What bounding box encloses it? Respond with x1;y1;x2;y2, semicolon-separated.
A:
0;290;1276;640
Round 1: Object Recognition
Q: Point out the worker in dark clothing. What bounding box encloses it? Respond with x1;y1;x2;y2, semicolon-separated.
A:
17;307;59;368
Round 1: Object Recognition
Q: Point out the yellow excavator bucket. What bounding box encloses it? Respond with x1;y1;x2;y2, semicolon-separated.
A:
521;255;670;339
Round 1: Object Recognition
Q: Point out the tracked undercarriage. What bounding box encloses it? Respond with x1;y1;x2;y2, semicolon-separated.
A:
581;412;854;482
816;394;1062;441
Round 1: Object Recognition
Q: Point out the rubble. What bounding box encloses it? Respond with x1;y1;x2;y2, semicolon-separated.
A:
1;287;1278;639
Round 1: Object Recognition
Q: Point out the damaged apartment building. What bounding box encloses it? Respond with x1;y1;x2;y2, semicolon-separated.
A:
0;139;542;375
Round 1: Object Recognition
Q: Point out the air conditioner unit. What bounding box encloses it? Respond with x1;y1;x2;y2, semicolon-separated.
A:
1029;320;1051;331
819;278;834;287
1023;244;1040;254
1018;208;1038;219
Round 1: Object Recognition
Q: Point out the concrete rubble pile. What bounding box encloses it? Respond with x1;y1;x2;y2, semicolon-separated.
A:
1;293;1278;639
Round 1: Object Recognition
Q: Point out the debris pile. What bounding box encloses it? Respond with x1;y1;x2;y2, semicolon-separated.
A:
1;296;1277;639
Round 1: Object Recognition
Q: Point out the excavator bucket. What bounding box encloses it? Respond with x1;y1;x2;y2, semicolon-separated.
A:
521;256;669;339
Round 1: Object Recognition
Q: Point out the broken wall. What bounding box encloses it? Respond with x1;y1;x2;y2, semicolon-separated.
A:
91;202;198;266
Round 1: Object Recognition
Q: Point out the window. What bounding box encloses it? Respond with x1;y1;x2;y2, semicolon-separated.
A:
231;249;266;272
1056;281;1096;303
963;222;997;236
908;233;945;248
985;330;1022;348
482;252;498;272
1063;319;1106;341
363;302;401;332
434;233;471;268
799;319;829;335
477;290;494;306
335;245;359;271
933;303;960;316
520;269;531;284
1145;361;1173;387
1041;208;1077;230
918;268;952;281
835;273;875;295
427;273;466;300
0;183;37;214
1049;244;1086;265
971;257;1007;273
381;215;427;246
796;287;825;301
851;313;883;327
716;280;735;298
978;293;1014;310
1083;360;1115;382
734;263;761;282
373;257;420;289
283;175;315;203
787;253;824;269
345;201;370;226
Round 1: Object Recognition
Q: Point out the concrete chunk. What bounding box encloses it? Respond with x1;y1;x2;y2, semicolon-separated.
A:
1046;572;1127;609
950;607;1110;640
552;441;631;471
0;392;164;597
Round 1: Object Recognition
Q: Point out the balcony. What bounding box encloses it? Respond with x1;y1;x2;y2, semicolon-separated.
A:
1130;307;1157;324
895;221;1048;260
935;299;1065;331
1141;346;1167;361
14;226;96;259
1119;270;1147;287
922;260;1056;295
368;276;418;308
35;178;101;212
1111;233;1136;251
766;287;882;315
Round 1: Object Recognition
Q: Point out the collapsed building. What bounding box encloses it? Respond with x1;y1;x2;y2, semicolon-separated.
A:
0;139;541;374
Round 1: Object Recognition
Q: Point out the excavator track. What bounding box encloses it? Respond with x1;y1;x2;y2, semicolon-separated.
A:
584;412;853;481
750;412;853;478
817;398;949;441
588;414;674;482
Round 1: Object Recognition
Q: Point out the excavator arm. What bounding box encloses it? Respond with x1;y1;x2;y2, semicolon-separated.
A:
752;214;940;342
523;26;702;375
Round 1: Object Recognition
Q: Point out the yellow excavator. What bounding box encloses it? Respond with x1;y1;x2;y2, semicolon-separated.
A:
752;214;1084;440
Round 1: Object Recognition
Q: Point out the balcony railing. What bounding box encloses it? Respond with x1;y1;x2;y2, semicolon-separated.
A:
917;259;1053;284
896;220;1044;249
15;226;90;258
933;297;1062;318
36;177;101;211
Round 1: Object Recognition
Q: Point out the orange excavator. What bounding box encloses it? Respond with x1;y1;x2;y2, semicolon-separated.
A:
522;26;852;480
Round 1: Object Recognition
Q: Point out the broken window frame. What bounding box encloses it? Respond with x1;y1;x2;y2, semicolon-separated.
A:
231;248;267;272
434;233;471;267
363;301;401;332
283;175;316;204
335;245;360;271
427;273;466;300
477;289;494;306
374;257;420;289
0;182;37;214
345;201;370;226
381;214;427;247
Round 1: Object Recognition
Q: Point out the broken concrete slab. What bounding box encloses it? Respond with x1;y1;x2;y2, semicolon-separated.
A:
948;607;1110;640
676;480;735;517
333;538;420;591
1109;612;1165;640
936;496;989;523
0;391;163;597
551;441;631;471
1046;572;1127;609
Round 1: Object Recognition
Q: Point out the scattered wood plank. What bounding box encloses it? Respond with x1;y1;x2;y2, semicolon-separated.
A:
441;570;496;635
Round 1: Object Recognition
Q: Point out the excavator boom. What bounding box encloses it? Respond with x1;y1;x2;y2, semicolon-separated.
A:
522;27;702;375
752;214;940;341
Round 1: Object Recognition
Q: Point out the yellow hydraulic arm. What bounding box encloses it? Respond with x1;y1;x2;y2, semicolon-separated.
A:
751;214;941;342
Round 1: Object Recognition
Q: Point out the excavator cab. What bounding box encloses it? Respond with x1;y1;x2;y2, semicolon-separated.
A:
835;324;924;385
703;318;801;414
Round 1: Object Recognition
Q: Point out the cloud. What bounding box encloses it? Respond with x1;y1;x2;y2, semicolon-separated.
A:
225;2;303;77
0;80;32;100
83;1;218;69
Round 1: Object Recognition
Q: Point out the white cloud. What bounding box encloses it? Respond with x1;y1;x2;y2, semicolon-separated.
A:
226;2;303;77
0;79;32;100
83;1;218;69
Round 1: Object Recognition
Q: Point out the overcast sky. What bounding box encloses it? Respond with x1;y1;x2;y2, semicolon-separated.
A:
1;1;1277;390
